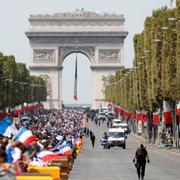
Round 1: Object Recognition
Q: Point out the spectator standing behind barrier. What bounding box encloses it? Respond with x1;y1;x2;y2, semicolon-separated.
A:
90;133;95;148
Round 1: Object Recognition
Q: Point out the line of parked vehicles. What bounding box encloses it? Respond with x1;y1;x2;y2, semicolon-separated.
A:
98;109;130;150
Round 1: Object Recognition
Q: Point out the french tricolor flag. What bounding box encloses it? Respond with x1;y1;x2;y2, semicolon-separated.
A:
0;117;18;138
37;150;61;162
54;144;71;157
177;102;180;123
163;101;172;124
73;53;78;101
153;109;160;125
13;127;37;146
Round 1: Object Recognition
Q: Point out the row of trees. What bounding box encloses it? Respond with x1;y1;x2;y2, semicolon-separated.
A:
0;52;47;111
105;5;179;116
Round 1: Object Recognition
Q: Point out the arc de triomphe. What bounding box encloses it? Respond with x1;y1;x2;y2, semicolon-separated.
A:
26;10;128;109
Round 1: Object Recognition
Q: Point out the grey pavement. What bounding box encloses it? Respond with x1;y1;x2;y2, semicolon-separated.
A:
69;120;180;180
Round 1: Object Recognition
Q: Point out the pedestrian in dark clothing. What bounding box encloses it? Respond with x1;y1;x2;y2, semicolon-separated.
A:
103;132;108;149
98;119;101;126
95;118;98;125
133;144;150;180
90;133;96;148
107;120;109;128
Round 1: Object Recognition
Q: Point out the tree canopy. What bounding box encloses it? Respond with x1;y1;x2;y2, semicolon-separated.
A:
0;52;47;110
105;6;179;113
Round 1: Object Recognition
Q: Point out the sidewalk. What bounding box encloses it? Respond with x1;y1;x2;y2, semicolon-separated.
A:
130;133;180;156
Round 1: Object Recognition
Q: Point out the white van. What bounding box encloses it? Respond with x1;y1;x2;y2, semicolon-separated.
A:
107;128;127;149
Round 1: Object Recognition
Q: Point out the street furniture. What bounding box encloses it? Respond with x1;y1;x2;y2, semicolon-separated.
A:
27;166;60;180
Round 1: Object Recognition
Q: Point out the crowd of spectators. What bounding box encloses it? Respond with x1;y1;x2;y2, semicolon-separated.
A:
0;108;86;179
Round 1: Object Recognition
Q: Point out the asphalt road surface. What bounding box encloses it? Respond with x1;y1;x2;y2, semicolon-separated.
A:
69;119;180;180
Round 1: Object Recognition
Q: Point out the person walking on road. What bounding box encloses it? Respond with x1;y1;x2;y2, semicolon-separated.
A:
86;128;89;138
98;119;101;126
107;120;109;128
103;132;108;149
133;144;150;180
90;133;96;148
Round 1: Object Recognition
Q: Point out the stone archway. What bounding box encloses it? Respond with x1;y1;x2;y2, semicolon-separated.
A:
26;10;128;109
61;51;91;105
59;47;95;65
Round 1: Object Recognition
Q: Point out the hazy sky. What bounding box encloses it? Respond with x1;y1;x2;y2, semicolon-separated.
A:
0;0;171;104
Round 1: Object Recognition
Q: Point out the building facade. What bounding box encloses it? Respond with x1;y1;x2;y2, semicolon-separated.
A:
26;9;128;109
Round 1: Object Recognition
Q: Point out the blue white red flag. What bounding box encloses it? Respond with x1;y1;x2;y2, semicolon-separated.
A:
53;144;71;156
3;124;18;138
177;102;180;123
13;127;37;146
0;117;17;137
37;150;61;162
163;101;172;124
153;109;160;125
74;53;78;101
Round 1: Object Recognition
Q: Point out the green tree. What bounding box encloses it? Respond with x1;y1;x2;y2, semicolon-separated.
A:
3;55;17;108
175;5;180;100
0;53;4;109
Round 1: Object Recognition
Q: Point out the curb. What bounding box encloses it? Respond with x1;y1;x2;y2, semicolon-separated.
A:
130;134;147;143
130;133;180;157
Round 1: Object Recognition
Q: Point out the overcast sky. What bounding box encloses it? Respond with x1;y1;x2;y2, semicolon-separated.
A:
0;0;171;104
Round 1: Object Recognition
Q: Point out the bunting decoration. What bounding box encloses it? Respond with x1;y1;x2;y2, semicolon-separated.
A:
153;109;160;125
177;102;180;123
163;101;172;124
